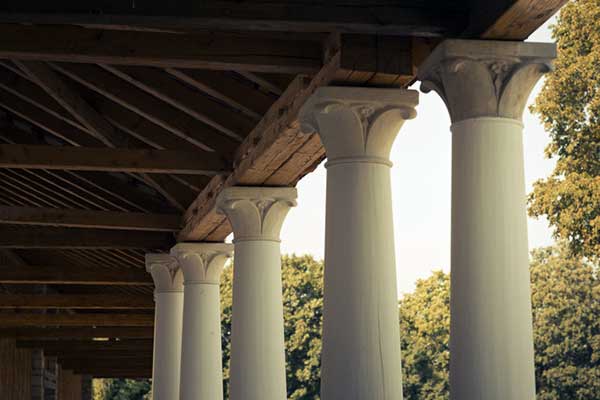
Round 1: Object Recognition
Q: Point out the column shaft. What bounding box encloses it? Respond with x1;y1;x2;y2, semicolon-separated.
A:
229;241;286;400
299;86;418;400
151;291;183;400
321;162;402;399
180;283;222;400
450;117;534;399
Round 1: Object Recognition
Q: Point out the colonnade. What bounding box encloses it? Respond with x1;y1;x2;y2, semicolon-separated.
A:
144;39;555;400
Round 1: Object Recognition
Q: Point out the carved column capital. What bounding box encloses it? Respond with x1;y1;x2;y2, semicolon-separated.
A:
216;187;297;242
145;253;183;293
417;39;556;123
299;87;418;165
170;242;233;284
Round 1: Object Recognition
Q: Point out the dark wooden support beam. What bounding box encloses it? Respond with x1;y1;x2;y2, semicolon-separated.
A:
82;370;152;378
0;294;154;309
0;144;227;175
0;313;154;327
59;359;152;370
0;206;180;232
0;327;155;339
0;264;153;285
0;227;173;249
17;339;153;352
0;24;322;73
0;2;465;36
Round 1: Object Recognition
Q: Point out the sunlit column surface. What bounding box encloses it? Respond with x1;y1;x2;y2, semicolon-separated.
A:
145;253;184;400
299;87;418;400
171;242;233;400
216;187;297;400
418;39;556;400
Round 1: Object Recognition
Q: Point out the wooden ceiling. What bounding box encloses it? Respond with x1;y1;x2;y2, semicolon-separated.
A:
0;0;565;378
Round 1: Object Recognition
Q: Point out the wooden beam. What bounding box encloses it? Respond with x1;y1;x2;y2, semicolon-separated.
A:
0;294;154;309
0;24;322;73
0;206;180;232
0;264;152;285
0;227;173;249
0;144;227;175
59;359;152;370
83;371;151;378
0;327;154;339
473;0;567;40
18;339;153;352
14;61;123;147
0;2;465;36
0;313;154;327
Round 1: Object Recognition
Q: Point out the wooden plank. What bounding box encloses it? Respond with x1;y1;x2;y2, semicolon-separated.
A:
0;206;180;232
0;327;154;339
0;226;173;249
15;61;123;147
0;313;154;327
472;0;567;40
0;264;152;285
18;339;153;352
0;24;322;73
0;294;154;309
0;2;465;36
0;144;227;175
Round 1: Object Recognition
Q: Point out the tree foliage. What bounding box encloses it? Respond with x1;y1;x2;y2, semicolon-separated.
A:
529;0;600;260
221;254;323;400
399;271;450;400
95;249;598;399
530;244;600;399
92;379;151;400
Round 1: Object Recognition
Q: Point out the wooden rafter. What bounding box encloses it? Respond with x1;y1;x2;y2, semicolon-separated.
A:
0;24;323;73
0;294;154;309
18;339;153;352
0;144;227;175
14;60;122;147
0;206;180;231
0;264;152;285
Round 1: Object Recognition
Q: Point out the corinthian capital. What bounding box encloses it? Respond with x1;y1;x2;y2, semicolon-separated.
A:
417;39;556;123
216;187;297;242
299;87;418;165
170;242;233;284
145;253;183;293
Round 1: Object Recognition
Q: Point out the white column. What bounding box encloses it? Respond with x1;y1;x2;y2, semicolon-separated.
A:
171;243;233;400
145;253;184;400
417;39;556;400
299;87;418;400
216;187;297;400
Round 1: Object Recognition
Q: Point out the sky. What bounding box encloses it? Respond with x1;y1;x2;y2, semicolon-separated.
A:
278;18;559;296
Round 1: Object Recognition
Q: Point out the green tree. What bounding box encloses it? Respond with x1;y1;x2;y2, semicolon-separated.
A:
221;254;323;400
399;271;450;400
93;379;151;400
530;244;600;399
529;0;600;260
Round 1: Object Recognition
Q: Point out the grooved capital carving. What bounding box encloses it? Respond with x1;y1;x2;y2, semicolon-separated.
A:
216;187;297;242
145;253;183;293
170;242;233;284
417;39;556;123
299;87;418;164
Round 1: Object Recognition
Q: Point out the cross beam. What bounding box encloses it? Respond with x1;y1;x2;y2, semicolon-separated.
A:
0;294;154;309
0;313;154;327
0;264;152;285
0;327;155;339
0;206;180;231
0;144;227;175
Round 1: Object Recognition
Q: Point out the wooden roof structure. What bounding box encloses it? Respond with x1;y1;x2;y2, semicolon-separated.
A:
0;0;565;378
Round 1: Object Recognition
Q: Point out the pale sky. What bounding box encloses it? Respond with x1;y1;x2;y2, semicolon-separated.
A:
278;18;558;296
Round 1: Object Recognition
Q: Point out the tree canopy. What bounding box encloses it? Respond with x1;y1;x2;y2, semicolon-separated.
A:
529;0;600;260
95;248;598;399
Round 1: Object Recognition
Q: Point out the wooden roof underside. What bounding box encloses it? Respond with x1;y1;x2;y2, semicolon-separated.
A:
0;0;565;377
